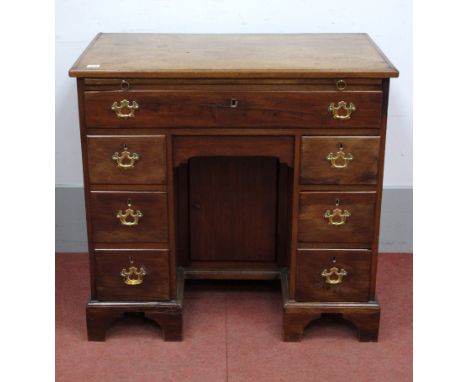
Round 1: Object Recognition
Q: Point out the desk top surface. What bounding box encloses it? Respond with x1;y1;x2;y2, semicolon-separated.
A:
69;33;398;79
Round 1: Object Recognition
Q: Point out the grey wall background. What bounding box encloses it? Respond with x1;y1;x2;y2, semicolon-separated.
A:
56;0;412;252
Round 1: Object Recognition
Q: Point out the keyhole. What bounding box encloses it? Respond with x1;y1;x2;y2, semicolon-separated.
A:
335;198;340;206
123;143;128;151
230;98;238;108
127;198;132;207
338;143;344;150
129;256;134;264
332;256;337;263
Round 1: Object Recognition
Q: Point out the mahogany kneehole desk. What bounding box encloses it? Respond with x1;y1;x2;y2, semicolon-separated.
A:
69;33;399;342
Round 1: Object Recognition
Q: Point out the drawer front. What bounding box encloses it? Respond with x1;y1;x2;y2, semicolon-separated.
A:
90;191;168;243
87;135;166;185
296;249;371;302
300;136;380;185
84;90;382;128
298;192;376;244
94;249;170;301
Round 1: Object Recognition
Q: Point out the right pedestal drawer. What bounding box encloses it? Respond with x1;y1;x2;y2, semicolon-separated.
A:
296;249;371;302
300;136;380;185
298;192;376;245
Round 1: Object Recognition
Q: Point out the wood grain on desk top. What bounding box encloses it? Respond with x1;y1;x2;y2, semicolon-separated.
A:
69;33;398;79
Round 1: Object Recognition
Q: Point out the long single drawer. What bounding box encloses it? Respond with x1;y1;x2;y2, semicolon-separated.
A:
90;191;168;243
94;249;170;301
84;90;383;128
87;135;166;185
298;192;376;244
296;249;371;302
300;136;380;185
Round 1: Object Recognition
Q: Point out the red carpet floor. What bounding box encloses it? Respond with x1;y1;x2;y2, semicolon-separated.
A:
56;253;412;382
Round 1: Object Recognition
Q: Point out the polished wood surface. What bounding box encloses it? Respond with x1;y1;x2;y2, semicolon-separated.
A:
69;33;398;78
70;33;398;342
94;249;170;301
87;135;166;184
300;136;380;185
84;89;383;128
173;135;294;167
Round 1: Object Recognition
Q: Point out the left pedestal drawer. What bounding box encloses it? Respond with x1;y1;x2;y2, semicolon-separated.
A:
94;249;170;301
87;135;166;185
90;191;168;243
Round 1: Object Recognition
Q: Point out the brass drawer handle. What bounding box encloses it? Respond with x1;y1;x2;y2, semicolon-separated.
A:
328;101;356;120
324;199;350;226
336;79;347;91
321;267;348;285
121;266;146;285
112;144;140;169
120;80;130;91
327;145;353;168
116;200;143;226
111;99;139;118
